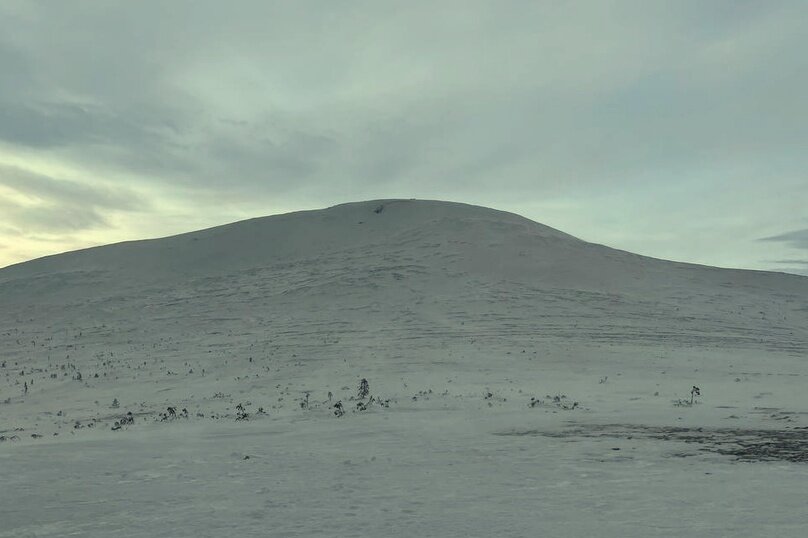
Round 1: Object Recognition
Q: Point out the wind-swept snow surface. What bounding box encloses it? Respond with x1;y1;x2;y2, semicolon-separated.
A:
1;200;807;537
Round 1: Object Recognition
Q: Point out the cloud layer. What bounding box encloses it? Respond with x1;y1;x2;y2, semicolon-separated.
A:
0;1;806;272
764;230;808;250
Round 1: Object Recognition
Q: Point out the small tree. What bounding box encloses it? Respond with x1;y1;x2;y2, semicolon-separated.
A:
111;398;120;409
358;378;370;399
674;386;702;407
300;391;311;409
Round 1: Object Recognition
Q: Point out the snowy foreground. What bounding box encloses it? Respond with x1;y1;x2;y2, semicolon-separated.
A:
1;200;807;537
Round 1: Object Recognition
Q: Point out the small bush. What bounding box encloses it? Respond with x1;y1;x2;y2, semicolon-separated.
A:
333;401;345;417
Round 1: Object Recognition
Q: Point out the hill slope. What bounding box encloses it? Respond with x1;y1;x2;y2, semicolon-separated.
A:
2;199;808;537
2;197;807;429
2;199;806;351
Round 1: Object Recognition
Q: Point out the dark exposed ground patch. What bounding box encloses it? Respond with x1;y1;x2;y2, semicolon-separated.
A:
496;424;808;463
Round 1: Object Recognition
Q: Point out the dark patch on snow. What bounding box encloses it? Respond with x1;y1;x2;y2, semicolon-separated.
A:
496;424;808;463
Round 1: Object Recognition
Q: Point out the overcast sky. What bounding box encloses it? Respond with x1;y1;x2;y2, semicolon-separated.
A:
0;1;806;274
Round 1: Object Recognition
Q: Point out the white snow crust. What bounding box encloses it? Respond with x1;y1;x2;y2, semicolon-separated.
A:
1;199;807;537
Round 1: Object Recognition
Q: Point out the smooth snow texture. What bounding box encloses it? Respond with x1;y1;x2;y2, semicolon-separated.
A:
1;199;807;537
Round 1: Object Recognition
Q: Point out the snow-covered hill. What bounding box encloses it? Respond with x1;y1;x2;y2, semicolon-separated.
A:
2;199;805;371
1;199;807;537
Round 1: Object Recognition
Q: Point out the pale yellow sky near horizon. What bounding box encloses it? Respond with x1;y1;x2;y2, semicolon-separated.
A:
1;158;802;276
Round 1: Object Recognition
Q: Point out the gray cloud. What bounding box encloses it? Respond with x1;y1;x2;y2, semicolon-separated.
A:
2;2;803;197
0;165;144;211
0;100;184;155
0;165;147;233
3;203;108;232
762;230;808;250
0;41;33;94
